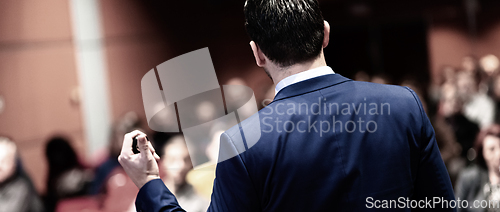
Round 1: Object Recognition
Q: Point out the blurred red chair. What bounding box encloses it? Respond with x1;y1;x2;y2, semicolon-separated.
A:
100;167;138;212
56;167;138;212
55;196;100;212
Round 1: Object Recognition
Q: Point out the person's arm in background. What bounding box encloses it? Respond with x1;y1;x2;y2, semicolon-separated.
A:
407;88;457;211
119;130;260;212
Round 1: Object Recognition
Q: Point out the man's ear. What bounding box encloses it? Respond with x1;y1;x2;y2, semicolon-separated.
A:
250;41;266;67
322;20;330;48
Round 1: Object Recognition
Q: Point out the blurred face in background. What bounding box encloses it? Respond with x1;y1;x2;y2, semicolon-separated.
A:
483;135;500;174
161;138;193;187
456;71;477;101
0;140;16;183
206;130;223;163
440;83;462;117
462;56;478;75
480;54;499;76
442;66;456;84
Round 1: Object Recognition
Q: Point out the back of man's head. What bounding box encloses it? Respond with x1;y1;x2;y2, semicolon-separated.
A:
244;0;325;67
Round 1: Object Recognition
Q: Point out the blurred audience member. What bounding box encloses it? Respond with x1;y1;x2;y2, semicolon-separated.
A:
455;125;500;211
439;82;480;162
371;73;391;84
461;55;480;75
491;74;500;124
55;168;138;212
99;167;138;212
260;84;275;108
152;132;177;157
187;125;224;200
0;136;44;212
225;77;247;86
432;116;463;185
456;71;478;100
456;70;495;129
443;65;459;85
253;79;274;110
455;56;496;129
480;54;499;78
54;112;143;212
354;70;370;82
160;135;209;212
429;66;457;111
90;111;141;195
44;136;91;212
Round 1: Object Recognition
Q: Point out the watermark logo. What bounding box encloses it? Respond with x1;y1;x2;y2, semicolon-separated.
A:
260;97;389;136
141;48;261;167
141;48;391;168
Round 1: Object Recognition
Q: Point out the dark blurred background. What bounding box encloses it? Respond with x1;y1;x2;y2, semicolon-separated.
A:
1;0;500;211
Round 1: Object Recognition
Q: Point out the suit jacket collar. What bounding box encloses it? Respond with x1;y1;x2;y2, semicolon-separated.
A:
272;74;352;102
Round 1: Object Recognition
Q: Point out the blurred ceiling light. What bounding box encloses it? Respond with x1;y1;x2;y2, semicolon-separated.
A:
480;54;499;75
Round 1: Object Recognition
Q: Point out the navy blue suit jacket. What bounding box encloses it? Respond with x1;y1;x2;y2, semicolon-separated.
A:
136;74;456;211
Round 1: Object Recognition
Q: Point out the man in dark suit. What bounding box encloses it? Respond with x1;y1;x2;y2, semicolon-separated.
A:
118;0;456;211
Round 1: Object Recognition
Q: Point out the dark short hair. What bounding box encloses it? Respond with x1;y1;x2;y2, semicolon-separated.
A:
244;0;325;67
474;124;500;169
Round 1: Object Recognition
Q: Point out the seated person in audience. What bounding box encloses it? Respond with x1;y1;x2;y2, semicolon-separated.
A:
160;135;209;212
440;82;480;163
455;124;500;211
186;128;224;200
0;136;44;212
44;136;91;212
90;111;141;196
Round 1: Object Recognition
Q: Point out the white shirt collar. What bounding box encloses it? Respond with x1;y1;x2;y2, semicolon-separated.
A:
275;66;335;94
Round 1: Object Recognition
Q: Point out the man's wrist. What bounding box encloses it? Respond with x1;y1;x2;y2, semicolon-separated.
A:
138;176;161;189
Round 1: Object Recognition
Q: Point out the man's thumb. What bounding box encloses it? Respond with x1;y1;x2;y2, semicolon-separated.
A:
137;135;153;159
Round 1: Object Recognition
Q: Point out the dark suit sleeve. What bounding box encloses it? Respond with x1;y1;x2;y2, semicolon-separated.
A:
407;88;457;211
135;179;186;212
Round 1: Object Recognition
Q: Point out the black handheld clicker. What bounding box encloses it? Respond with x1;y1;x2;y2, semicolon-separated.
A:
132;135;140;154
